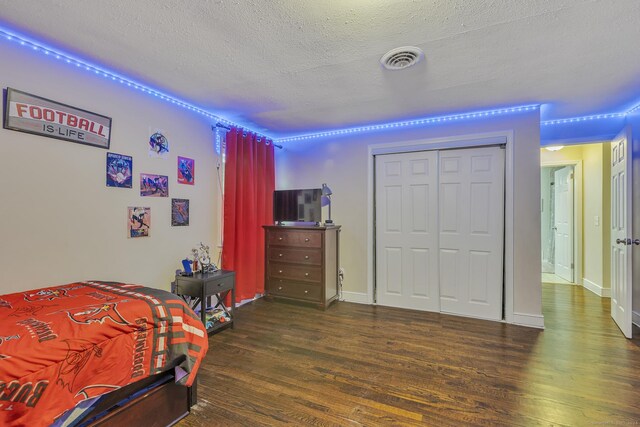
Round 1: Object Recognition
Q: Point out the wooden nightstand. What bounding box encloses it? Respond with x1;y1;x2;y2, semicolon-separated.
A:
174;270;235;335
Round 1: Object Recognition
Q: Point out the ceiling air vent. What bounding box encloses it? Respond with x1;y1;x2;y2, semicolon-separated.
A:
380;46;424;70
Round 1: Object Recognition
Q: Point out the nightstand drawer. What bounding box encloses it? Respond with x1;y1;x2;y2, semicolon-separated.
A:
204;275;235;295
267;279;321;302
269;262;321;283
268;230;322;248
175;272;235;298
268;248;322;265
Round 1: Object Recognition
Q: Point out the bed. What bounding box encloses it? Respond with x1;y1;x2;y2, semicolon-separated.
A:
0;281;209;427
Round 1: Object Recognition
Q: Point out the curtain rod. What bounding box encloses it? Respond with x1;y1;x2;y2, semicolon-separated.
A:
214;124;283;149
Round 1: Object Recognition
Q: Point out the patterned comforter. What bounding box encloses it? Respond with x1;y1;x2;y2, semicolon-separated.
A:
0;281;208;427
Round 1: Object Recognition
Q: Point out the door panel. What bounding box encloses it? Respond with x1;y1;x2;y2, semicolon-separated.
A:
611;129;633;338
438;147;505;320
375;151;440;311
554;166;574;282
375;146;505;320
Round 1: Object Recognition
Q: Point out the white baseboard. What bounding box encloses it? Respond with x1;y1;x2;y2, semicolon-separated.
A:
633;311;640;328
512;312;545;329
582;278;611;297
341;291;371;304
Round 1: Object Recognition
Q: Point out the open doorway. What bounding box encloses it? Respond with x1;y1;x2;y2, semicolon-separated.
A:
541;165;576;285
540;142;611;296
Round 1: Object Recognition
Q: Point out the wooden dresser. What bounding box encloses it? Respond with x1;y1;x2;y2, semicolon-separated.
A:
263;225;340;310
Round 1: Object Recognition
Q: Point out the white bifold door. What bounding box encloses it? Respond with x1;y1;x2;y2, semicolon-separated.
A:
610;129;633;338
375;151;440;311
375;146;505;321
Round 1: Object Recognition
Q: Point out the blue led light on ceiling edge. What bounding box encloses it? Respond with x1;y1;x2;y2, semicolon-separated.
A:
275;105;541;143
541;112;626;126
0;27;251;132
2;25;637;144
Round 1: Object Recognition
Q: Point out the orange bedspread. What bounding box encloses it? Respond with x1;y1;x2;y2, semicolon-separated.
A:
0;281;208;427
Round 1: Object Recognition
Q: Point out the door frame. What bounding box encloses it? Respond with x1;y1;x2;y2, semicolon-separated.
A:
366;131;517;323
540;160;584;286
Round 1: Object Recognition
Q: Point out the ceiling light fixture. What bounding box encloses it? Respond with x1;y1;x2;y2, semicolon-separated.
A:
544;146;565;151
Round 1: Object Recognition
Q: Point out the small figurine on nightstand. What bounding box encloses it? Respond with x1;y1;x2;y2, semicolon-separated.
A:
191;242;218;274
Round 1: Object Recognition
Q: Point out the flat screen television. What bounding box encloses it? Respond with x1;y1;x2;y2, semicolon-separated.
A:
273;188;322;223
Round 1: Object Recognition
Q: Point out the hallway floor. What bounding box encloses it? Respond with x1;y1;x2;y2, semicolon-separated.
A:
541;272;574;285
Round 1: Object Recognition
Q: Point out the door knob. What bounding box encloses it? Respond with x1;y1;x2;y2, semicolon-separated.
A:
633;239;640;246
616;238;626;245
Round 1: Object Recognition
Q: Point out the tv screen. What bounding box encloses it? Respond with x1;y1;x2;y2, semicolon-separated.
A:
273;189;322;223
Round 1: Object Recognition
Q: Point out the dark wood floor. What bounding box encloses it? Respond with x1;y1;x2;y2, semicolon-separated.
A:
179;284;640;426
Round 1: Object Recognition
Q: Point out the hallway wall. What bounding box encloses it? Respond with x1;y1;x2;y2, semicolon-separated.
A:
540;143;611;295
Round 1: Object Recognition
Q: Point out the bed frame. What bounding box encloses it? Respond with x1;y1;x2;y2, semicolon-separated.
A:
76;372;197;427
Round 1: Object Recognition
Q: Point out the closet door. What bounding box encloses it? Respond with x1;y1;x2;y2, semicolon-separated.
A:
439;147;505;320
375;151;440;311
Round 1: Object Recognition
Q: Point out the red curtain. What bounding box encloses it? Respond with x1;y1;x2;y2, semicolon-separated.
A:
222;127;275;303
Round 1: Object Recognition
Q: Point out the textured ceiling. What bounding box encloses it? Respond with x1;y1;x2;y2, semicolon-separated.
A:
1;0;639;138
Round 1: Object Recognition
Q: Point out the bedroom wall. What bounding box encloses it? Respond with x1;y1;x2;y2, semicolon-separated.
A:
0;41;220;293
276;111;543;325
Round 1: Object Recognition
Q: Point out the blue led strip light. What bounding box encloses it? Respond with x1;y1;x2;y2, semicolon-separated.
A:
627;103;640;114
541;112;626;126
0;27;265;134
276;105;540;143
3;26;638;143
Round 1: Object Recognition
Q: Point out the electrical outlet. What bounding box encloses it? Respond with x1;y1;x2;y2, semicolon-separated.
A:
594;215;600;226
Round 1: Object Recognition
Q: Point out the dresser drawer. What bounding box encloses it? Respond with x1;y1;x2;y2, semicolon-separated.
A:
269;262;322;283
268;248;322;265
268;230;322;248
267;279;321;302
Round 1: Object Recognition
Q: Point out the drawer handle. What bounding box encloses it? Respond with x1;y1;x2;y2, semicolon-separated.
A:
278;286;282;290
278;237;283;241
304;290;308;294
279;253;283;257
279;270;283;274
304;238;310;242
304;273;309;277
304;255;309;260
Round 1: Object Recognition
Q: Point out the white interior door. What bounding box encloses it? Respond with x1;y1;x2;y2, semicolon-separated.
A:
611;129;633;338
439;147;505;320
375;151;440;311
554;166;574;282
